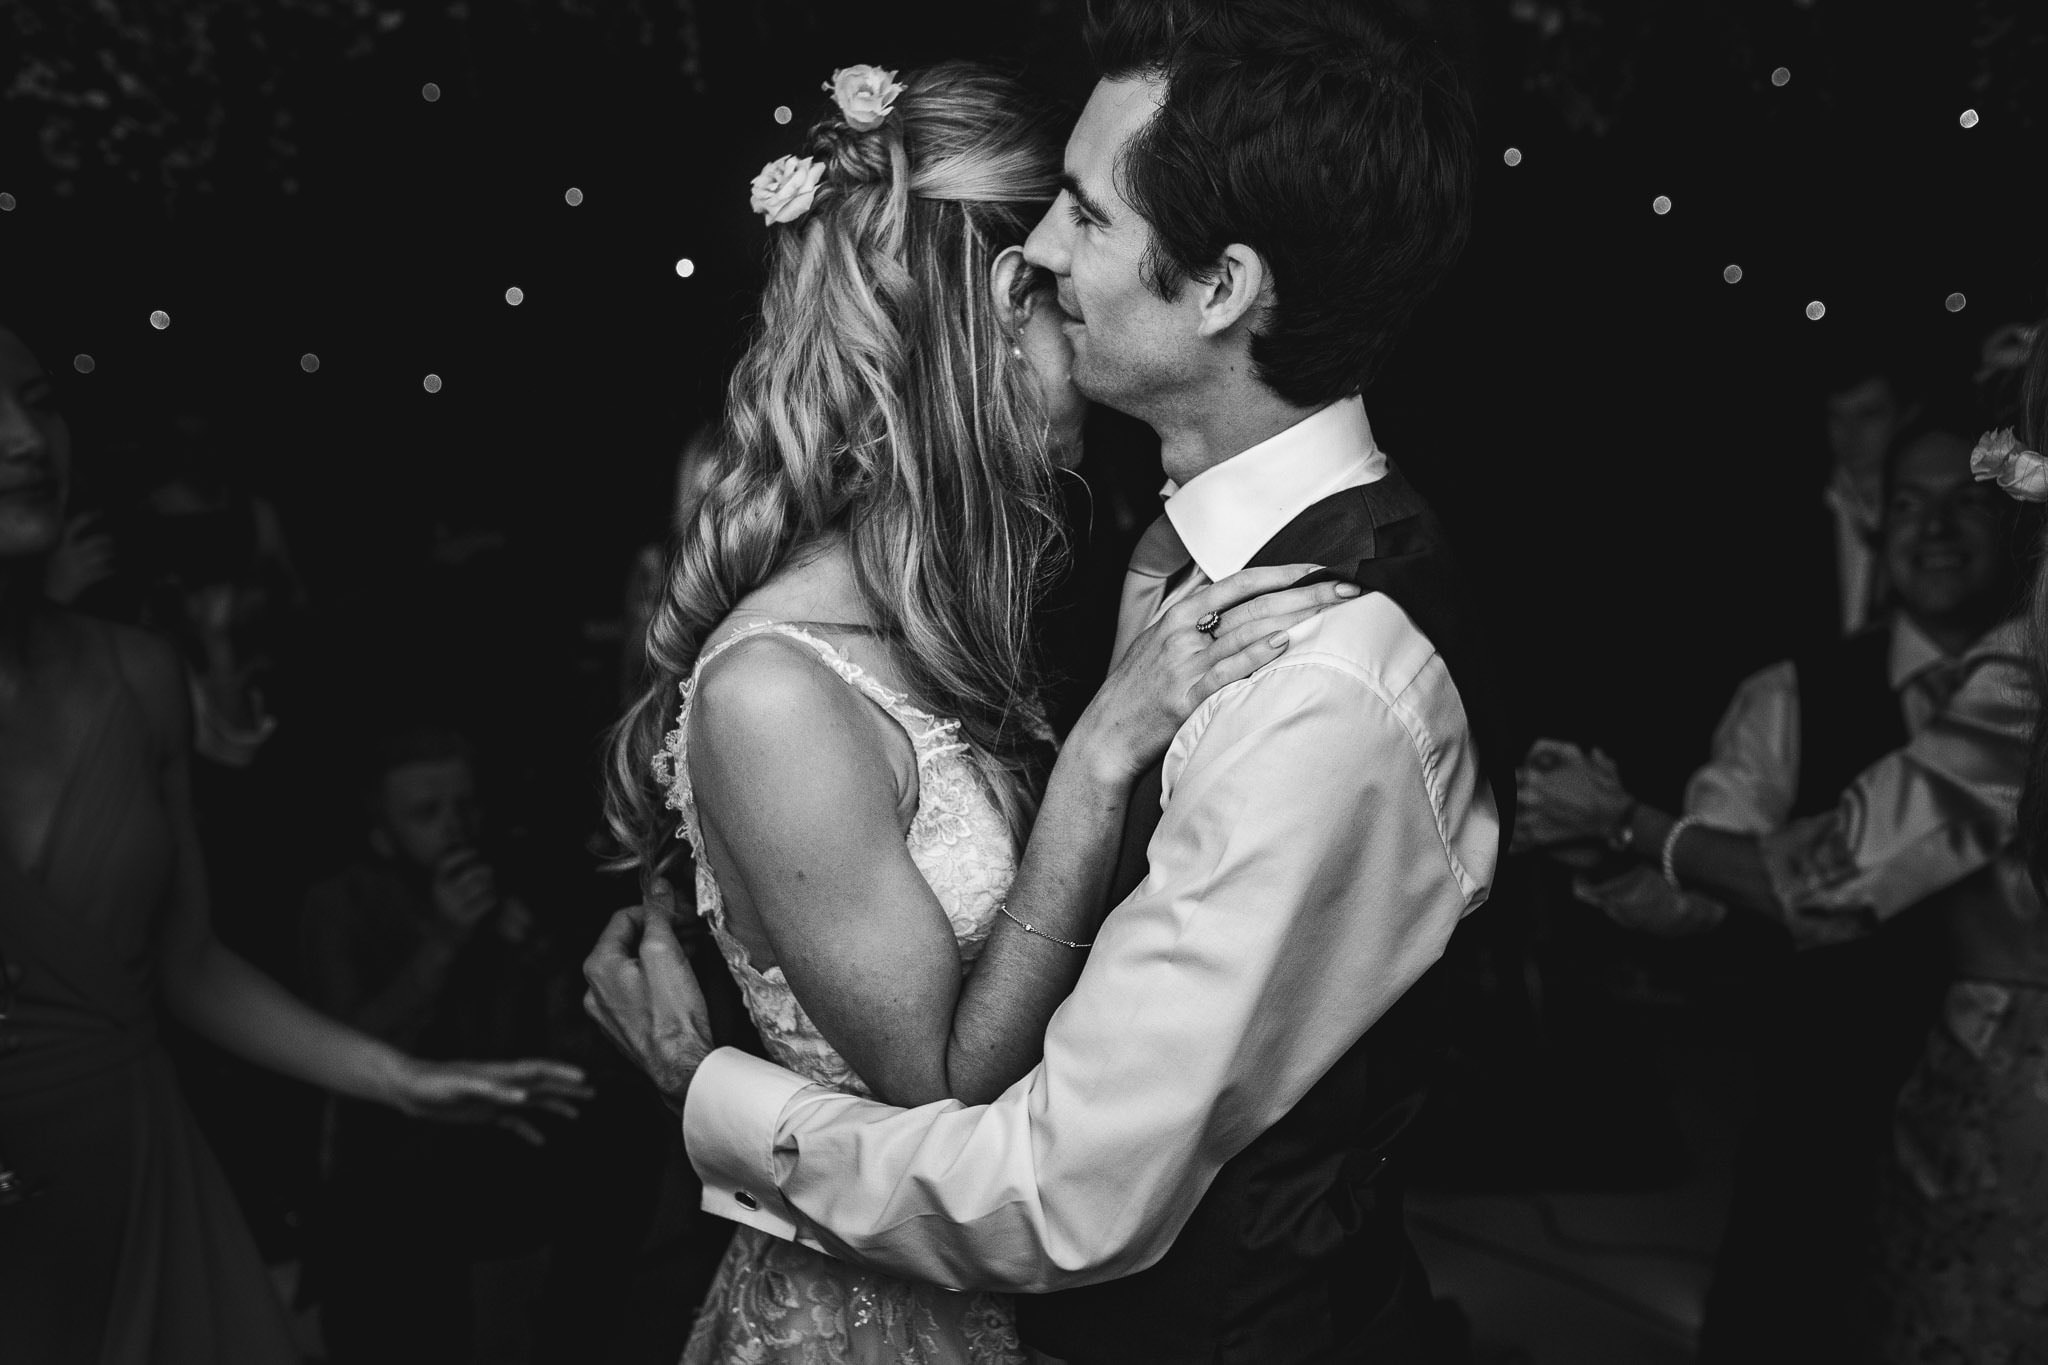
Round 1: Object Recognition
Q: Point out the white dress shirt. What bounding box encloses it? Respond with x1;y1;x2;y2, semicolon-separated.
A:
681;395;1500;1292
1825;464;1883;636
1580;615;2048;984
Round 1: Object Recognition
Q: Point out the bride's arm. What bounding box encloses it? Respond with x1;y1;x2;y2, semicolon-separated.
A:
692;638;1080;1108
690;569;1357;1109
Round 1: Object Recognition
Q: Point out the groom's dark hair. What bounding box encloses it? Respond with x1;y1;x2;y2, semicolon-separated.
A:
1084;0;1474;406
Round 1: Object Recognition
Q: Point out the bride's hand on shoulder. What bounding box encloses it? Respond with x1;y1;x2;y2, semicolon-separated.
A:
1075;564;1362;785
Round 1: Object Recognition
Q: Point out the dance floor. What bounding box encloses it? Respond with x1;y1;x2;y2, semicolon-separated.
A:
1410;1019;1747;1363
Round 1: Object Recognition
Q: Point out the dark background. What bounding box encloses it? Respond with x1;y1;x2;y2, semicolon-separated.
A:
6;0;2042;818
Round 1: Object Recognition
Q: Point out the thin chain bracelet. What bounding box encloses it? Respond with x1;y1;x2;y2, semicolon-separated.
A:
998;900;1092;950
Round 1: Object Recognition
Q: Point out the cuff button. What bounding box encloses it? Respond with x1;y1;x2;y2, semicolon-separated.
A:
735;1190;759;1211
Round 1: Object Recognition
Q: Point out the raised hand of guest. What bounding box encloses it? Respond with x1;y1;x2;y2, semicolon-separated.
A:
41;509;116;604
1513;738;1636;852
1072;563;1363;785
494;895;538;947
431;847;501;933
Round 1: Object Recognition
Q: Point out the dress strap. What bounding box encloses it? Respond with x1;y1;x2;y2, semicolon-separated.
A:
693;620;959;751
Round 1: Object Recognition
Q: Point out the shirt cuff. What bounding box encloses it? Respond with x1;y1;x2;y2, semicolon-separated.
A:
682;1047;812;1244
1572;864;1728;936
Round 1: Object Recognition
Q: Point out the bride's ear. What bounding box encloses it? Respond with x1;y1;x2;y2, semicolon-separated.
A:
989;245;1037;340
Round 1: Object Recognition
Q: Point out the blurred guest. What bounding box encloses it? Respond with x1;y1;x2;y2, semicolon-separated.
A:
1973;317;2040;426
298;722;577;1365
126;427;335;1264
1924;320;2048;1365
619;420;723;706
1820;342;1926;635
0;326;588;1365
1515;392;2042;1363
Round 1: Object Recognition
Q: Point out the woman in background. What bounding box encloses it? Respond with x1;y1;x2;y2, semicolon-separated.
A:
0;320;592;1365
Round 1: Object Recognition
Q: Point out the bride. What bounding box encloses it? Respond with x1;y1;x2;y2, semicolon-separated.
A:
604;61;1354;1364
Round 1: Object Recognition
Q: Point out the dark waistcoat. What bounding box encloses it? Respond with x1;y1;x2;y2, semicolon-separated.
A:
1765;623;1946;1116
1791;625;1906;817
1702;624;1947;1360
1014;461;1512;1365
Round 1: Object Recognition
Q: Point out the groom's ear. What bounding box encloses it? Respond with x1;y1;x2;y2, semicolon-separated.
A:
1194;243;1274;340
990;245;1038;338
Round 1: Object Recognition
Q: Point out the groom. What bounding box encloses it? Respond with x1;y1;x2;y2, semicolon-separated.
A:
588;1;1507;1359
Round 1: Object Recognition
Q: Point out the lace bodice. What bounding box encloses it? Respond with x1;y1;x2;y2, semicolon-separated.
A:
652;620;1018;1098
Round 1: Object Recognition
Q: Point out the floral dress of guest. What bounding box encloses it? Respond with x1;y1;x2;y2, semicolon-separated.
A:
1758;620;2048;1364
655;619;1035;1365
1581;614;2048;1362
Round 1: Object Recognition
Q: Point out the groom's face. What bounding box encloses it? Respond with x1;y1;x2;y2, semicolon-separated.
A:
1024;76;1197;417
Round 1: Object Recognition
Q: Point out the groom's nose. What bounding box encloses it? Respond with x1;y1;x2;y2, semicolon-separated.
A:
1022;201;1069;277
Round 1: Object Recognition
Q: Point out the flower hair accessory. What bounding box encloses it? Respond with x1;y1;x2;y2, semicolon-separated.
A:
825;65;904;131
749;154;825;226
1970;426;2048;503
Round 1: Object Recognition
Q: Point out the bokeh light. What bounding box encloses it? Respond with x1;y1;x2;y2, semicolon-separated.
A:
1723;264;1743;284
149;310;170;330
1945;292;1967;313
1770;67;1790;87
72;354;94;374
1652;195;1672;215
301;353;320;373
1503;147;1523;167
423;373;443;393
564;187;584;206
1960;109;1980;129
505;286;525;305
675;258;697;278
0;193;15;212
422;82;442;102
774;106;793;125
1806;300;1826;321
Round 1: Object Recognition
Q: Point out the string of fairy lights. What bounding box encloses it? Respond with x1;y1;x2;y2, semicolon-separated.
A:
0;79;708;392
0;68;2006;390
1496;72;1990;329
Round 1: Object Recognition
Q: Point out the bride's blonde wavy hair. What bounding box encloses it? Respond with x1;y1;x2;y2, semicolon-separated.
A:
605;61;1069;879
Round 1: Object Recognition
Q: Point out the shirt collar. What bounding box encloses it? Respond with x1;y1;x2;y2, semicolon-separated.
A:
1888;613;1950;691
1888;611;2034;688
1160;395;1387;581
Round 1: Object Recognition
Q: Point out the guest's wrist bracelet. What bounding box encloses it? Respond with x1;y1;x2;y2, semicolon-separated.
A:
998;901;1092;950
1661;814;1705;888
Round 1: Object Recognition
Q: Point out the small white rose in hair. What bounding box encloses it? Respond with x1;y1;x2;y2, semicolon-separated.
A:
1970;426;2048;503
824;65;905;131
749;155;825;226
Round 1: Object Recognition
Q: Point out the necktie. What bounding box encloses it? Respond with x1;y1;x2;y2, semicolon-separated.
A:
1113;512;1196;661
1904;657;1969;734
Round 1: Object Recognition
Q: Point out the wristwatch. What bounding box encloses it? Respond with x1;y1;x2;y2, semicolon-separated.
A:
1605;799;1640;852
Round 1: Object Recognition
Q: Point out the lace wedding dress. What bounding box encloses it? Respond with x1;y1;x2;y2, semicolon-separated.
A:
655;620;1035;1365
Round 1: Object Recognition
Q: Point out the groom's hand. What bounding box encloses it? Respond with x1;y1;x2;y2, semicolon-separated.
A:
582;882;714;1118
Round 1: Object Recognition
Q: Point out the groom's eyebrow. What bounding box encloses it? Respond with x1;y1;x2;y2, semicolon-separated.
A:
1060;173;1112;225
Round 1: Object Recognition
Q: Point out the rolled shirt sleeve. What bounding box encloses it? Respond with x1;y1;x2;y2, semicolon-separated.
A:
683;595;1497;1293
1761;626;2033;938
1576;660;1800;934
